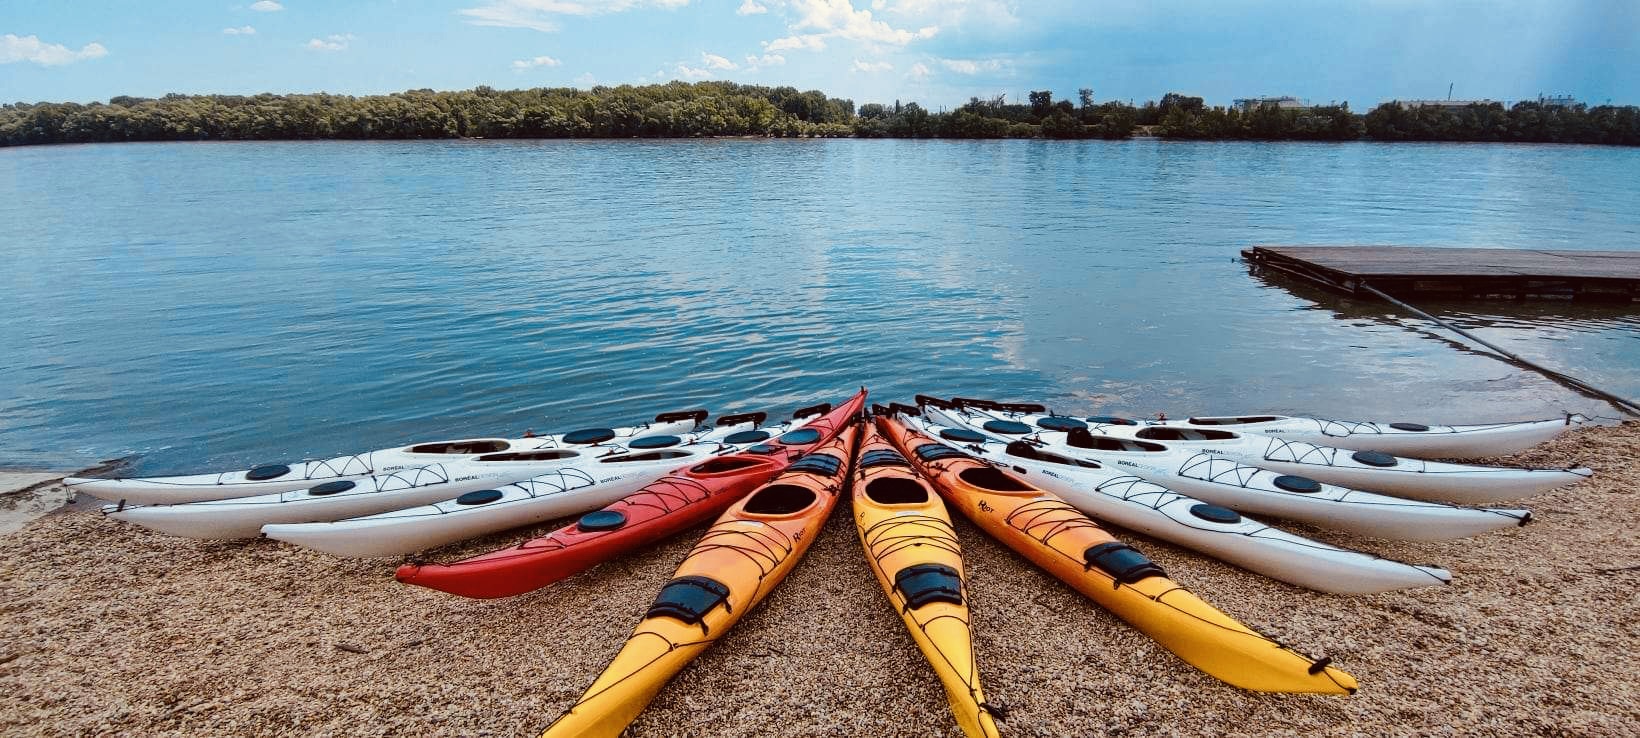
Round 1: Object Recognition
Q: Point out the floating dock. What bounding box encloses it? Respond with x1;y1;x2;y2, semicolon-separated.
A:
1244;245;1640;302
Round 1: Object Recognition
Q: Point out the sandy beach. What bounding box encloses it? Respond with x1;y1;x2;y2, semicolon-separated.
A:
2;422;1636;737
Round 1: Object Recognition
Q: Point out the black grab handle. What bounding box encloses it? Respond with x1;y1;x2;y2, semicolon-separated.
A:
791;402;832;419
914;394;954;410
654;409;710;425
716;411;768;427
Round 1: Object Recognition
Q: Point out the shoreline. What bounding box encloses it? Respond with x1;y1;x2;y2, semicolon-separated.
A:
1;423;1636;736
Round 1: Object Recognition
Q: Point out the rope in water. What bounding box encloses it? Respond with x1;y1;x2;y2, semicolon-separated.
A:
1360;283;1640;417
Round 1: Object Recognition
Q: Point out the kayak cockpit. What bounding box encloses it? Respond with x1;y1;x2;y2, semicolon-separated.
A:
406;439;511;455
862;477;928;505
742;484;817;516
1065;430;1166;452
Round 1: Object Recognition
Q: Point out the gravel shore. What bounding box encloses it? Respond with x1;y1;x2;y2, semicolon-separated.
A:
2;423;1636;737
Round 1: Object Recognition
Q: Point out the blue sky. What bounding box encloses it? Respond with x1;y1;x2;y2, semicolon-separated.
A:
3;1;1637;109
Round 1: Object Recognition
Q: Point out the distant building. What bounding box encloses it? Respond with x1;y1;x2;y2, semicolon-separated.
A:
1232;96;1308;113
1537;94;1579;108
1392;99;1500;109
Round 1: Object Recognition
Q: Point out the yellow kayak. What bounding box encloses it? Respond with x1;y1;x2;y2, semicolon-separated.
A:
541;424;859;738
880;414;1357;695
853;417;1001;738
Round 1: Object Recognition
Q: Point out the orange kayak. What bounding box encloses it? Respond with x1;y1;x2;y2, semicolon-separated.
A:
541;423;861;737
877;413;1357;695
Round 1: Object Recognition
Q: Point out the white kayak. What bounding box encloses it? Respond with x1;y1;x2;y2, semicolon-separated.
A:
920;402;1532;539
102;412;771;540
942;397;1583;460
1156;414;1583;460
261;407;829;558
65;409;709;505
929;400;1590;505
903;412;1451;594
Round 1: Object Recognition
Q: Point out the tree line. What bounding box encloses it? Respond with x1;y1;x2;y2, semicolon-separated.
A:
3;82;1637;146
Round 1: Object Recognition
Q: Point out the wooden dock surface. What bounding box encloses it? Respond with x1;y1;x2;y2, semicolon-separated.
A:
1245;245;1640;301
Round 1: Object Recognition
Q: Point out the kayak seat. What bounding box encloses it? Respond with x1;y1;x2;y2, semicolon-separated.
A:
1135;427;1237;442
858;449;910;469
647;575;732;632
563;428;617;445
1083;542;1167;584
863;477;928;505
913;443;969;463
894;563;963;609
245;464;292;481
743;484;817;515
1065;429;1166;453
408;440;510;454
957;467;1033;493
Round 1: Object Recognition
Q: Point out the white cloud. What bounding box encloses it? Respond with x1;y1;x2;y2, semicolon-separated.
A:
675;62;712;79
908;61;930;80
0;34;108;66
305;33;354;51
511;54;562;69
745;53;785;67
701;52;737;70
938;57;1007;74
764;34;826;52
764;0;938;54
250;0;284;11
575;72;597;85
851;58;892;73
459;0;691;33
737;0;768;14
222;26;257;35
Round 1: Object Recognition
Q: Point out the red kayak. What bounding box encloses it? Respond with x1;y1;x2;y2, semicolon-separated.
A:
396;389;866;599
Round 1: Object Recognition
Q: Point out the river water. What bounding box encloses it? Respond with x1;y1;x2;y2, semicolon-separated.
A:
2;139;1636;474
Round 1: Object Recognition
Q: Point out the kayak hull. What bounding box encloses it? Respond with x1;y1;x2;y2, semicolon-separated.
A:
926;405;1532;540
1168;414;1580;459
65;414;703;504
852;422;1000;737
911;415;1450;594
945;403;1590;505
539;425;858;738
398;390;867;598
880;414;1356;694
